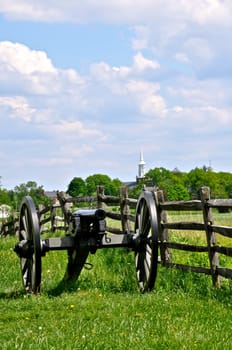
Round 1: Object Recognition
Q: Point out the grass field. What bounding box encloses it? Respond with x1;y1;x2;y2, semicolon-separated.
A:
0;239;232;349
1;212;232;349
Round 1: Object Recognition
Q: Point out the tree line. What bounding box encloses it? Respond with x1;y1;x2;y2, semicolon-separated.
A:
145;166;232;200
1;166;232;210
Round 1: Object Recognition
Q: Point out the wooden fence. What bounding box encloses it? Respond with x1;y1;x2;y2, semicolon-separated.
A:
155;186;232;286
1;185;232;287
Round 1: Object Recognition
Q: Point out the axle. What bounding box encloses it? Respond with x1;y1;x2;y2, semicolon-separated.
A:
14;231;152;258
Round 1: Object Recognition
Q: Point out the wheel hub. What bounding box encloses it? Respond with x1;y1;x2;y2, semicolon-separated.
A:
14;240;34;259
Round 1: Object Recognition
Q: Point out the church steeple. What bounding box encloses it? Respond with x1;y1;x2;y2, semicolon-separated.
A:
137;150;146;180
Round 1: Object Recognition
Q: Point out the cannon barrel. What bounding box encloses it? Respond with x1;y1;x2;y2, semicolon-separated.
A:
72;208;106;221
71;208;106;237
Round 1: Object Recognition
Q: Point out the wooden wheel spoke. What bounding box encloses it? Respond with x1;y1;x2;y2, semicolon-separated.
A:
144;254;150;281
24;208;29;232
21;258;30;275
146;244;152;255
140;203;149;234
136;253;145;282
22;215;27;233
20;229;27;241
144;220;150;236
22;259;32;287
25;266;32;286
139;251;149;283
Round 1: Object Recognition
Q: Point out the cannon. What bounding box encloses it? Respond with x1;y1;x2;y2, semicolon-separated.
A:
14;190;159;294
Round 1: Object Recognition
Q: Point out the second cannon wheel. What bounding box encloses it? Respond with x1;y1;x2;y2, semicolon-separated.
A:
134;190;159;293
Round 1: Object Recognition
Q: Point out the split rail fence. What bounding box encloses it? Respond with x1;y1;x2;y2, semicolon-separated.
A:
1;186;232;287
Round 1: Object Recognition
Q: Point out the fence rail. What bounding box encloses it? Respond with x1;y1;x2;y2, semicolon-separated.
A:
1;185;232;286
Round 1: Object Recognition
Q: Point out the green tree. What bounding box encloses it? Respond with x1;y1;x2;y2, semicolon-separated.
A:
67;177;87;197
14;181;47;206
128;182;144;199
145;167;189;200
85;174;121;196
146;167;172;185
217;172;232;198
165;183;190;201
0;188;11;206
186;167;224;198
109;178;122;196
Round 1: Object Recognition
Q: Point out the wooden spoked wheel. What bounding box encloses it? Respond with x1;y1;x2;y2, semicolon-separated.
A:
64;243;89;281
18;196;41;293
134;190;159;293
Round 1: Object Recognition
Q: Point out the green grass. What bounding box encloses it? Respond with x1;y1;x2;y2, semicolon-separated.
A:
0;234;232;350
165;210;232;271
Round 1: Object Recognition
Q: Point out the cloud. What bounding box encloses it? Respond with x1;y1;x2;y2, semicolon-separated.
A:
0;96;36;122
50;120;104;139
0;39;230;146
0;41;86;97
133;52;160;72
1;1;232;80
1;1;232;25
89;52;165;118
0;41;56;74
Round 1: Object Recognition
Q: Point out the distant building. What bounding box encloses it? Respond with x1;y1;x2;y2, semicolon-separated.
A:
123;151;146;189
0;204;11;219
44;191;57;199
136;150;146;182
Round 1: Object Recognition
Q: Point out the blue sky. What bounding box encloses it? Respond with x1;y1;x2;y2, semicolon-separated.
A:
1;1;232;190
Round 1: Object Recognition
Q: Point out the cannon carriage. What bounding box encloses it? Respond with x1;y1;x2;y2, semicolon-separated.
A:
14;189;159;294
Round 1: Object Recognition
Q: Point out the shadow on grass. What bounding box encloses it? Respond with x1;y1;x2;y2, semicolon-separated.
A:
46;278;80;297
0;289;25;299
0;281;80;299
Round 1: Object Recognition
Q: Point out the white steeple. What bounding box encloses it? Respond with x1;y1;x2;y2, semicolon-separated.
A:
138;150;146;179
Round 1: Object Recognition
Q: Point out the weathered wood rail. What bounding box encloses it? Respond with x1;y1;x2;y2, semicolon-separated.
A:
1;185;232;287
0;215;19;237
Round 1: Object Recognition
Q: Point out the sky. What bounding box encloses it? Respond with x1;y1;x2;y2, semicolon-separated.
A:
1;0;232;191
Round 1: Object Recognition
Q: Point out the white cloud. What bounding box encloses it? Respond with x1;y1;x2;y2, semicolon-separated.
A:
50;120;104;139
0;41;85;96
133;52;160;72
0;41;56;74
0;41;58;95
124;79;166;117
183;38;215;65
0;96;36;122
1;0;232;26
140;94;167;117
90;52;159;81
131;26;150;50
1;2;232;81
182;0;232;26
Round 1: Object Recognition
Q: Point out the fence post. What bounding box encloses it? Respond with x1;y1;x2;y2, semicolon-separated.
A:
14;213;19;236
97;186;105;209
200;186;220;287
120;187;132;233
50;201;57;233
38;204;45;233
0;219;6;236
155;189;172;265
57;191;72;231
